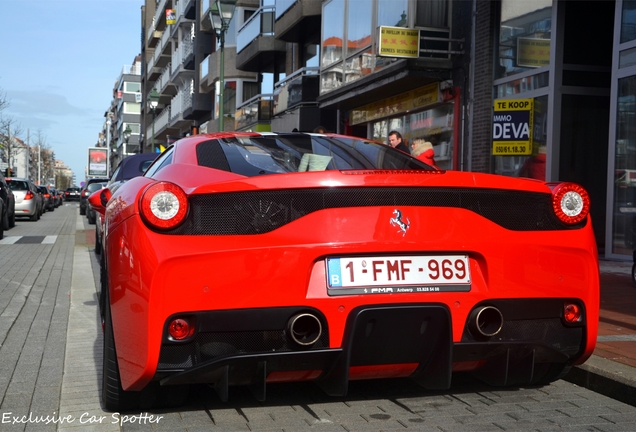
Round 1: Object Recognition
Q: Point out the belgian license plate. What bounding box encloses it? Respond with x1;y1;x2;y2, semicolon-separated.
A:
326;255;471;295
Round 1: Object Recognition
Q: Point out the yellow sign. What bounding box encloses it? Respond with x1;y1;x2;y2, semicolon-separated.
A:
517;38;550;68
350;83;440;125
492;99;533;155
166;9;176;25
378;26;419;58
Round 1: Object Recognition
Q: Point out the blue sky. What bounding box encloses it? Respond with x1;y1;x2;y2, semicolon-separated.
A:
0;0;143;183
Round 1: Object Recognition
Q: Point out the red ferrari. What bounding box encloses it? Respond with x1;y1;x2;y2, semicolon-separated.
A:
90;132;599;411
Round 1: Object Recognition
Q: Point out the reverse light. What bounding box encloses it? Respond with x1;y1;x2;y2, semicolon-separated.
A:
168;318;194;340
563;303;582;323
140;182;188;230
551;182;590;225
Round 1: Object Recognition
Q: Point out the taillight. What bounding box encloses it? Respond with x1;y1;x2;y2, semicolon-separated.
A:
44;193;50;198
551;182;590;225
25;191;34;200
139;182;188;230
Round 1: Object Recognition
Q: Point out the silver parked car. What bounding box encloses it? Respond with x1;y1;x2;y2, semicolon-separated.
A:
7;178;42;221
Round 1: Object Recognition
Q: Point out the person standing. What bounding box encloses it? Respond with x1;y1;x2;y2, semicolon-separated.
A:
410;139;439;169
388;130;409;153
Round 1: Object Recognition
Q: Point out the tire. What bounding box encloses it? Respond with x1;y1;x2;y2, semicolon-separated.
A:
9;208;15;228
101;278;189;411
102;291;140;412
80;206;86;216
2;208;8;231
88;211;95;225
95;229;102;256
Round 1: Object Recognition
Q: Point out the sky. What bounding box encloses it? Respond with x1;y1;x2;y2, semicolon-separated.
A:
0;0;144;183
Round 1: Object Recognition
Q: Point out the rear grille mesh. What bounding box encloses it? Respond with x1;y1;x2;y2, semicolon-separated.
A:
158;329;330;370
163;187;581;235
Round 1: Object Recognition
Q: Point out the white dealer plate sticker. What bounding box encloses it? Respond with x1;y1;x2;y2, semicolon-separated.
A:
326;255;471;295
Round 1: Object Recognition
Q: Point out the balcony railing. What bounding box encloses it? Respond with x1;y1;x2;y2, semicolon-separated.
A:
237;6;275;53
171;36;194;74
122;64;142;76
157;63;172;93
275;0;295;20
235;94;273;130
147;106;170;141
273;67;319;115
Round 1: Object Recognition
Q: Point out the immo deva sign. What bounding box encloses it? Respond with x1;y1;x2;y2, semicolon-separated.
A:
492;99;533;156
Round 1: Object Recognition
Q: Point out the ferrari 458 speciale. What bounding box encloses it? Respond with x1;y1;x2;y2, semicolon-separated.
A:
89;132;599;411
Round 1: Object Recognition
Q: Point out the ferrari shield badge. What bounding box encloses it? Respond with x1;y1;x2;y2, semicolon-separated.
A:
390;209;410;236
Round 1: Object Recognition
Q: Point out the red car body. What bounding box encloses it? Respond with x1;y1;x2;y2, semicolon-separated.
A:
91;132;599;411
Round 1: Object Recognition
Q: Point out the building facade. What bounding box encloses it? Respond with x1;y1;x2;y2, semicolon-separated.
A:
125;0;636;260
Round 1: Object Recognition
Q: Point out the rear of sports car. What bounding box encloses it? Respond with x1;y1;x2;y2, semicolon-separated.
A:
102;134;599;408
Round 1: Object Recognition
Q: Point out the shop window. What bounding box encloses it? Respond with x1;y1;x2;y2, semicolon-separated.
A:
496;0;552;79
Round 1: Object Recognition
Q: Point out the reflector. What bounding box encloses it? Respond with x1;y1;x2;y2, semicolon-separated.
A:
563;303;581;323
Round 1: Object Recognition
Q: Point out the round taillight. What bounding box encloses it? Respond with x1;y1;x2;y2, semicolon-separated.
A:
551;183;590;225
140;182;188;230
168;318;193;340
563;303;582;323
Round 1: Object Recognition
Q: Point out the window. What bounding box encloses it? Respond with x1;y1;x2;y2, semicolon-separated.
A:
123;102;141;114
124;82;141;93
496;0;552;79
321;0;345;68
415;0;448;28
622;0;636;43
347;0;372;56
378;0;408;27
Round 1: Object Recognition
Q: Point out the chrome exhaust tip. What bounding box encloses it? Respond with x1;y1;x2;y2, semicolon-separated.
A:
287;313;322;346
468;306;504;338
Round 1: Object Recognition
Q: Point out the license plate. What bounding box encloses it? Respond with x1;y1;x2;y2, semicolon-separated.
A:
326;255;471;295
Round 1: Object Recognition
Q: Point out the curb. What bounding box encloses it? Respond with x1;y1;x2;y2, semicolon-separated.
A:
564;355;636;406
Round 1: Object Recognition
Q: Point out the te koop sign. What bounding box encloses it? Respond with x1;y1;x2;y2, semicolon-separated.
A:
492;99;533;155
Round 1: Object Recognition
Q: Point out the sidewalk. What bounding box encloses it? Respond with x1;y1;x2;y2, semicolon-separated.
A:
564;259;636;406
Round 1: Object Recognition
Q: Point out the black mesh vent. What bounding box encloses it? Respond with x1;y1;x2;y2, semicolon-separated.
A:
196;139;231;171
158;329;330;370
163;187;582;235
463;318;583;357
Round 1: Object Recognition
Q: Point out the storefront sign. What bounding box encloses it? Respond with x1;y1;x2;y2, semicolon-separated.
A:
517;38;550;68
378;26;420;58
350;83;440;125
492;99;533;155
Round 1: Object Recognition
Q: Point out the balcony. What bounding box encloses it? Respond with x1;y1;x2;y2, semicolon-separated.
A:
169;85;195;130
235;94;273;131
274;0;321;43
171;36;195;83
236;6;286;72
156;63;177;97
273;67;319;115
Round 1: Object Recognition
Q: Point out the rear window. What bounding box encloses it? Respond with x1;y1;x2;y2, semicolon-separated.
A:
195;135;432;177
87;182;105;192
8;180;29;191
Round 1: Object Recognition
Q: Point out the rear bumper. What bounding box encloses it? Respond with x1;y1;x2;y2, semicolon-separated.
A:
156;300;586;397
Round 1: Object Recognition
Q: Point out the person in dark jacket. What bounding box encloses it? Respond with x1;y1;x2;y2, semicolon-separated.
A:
388;130;409;153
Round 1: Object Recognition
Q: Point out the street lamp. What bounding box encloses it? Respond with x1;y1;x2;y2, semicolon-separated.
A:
209;0;237;133
123;125;132;156
148;88;160;152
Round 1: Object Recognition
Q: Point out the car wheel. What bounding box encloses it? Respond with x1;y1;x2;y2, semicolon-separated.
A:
2;209;8;231
88;212;95;225
9;209;15;228
95;229;102;256
102;291;140;412
80;206;86;216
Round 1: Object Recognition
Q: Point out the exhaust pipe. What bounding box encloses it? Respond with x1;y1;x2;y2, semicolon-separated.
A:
287;313;322;346
468;306;503;338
